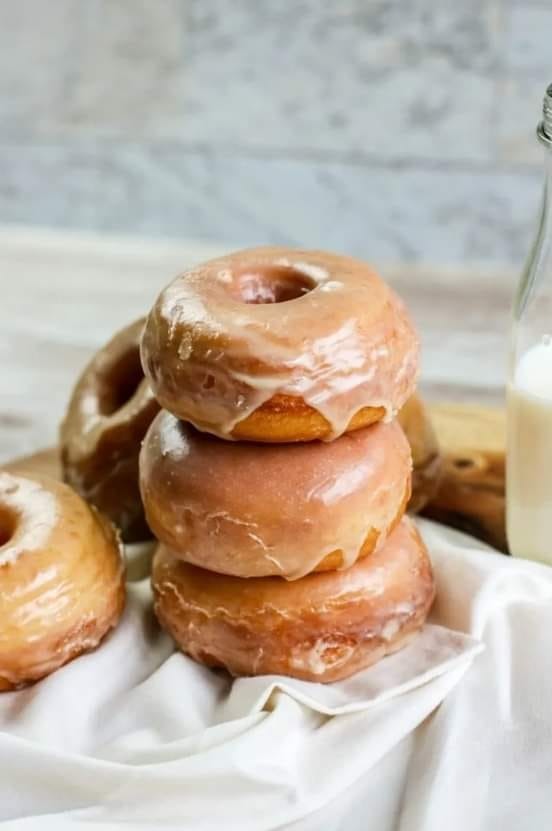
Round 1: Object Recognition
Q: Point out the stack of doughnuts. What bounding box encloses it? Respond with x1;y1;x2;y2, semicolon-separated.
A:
59;322;440;536
139;247;436;683
1;247;437;691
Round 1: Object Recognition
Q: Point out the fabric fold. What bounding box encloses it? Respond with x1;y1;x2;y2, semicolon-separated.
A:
0;522;488;829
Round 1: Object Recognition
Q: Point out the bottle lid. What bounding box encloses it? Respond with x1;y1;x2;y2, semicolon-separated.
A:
537;83;552;146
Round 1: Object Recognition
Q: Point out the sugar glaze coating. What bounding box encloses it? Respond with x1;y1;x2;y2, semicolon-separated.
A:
152;516;435;683
0;472;125;690
140;412;412;579
61;318;160;540
141;247;419;441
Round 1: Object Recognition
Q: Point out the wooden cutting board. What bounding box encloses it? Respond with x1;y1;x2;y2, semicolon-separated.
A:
2;403;508;553
423;403;506;552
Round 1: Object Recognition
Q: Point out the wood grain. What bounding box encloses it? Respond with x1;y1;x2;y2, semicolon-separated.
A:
3;447;60;480
422;404;506;552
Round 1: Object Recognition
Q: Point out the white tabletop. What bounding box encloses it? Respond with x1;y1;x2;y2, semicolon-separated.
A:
1;225;512;463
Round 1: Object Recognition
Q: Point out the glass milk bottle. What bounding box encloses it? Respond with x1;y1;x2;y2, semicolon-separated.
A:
507;83;552;563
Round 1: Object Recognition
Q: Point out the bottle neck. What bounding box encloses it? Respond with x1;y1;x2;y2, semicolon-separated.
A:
510;90;552;361
529;141;552;238
539;113;552;194
543;146;552;201
512;143;552;325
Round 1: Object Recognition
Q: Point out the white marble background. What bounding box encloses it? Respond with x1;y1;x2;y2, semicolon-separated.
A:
0;0;551;268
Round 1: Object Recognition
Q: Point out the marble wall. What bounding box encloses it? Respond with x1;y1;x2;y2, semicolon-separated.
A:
1;0;551;268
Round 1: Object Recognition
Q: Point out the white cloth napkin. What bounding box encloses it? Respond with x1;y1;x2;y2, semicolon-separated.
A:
4;518;550;830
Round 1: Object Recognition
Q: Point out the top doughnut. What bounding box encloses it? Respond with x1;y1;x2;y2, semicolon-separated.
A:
141;247;419;442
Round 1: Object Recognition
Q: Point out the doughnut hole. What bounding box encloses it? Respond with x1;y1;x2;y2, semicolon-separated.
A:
0;506;16;547
98;346;145;416
230;265;316;304
454;457;475;470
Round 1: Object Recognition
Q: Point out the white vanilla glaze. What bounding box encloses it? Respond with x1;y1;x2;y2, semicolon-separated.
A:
0;472;125;688
0;473;58;567
141;247;420;439
288;638;356;676
140;411;412;580
151;516;436;682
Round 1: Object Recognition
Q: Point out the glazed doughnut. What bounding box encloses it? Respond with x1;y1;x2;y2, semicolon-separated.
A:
140;411;412;579
141;247;419;442
398;395;443;513
60;318;160;541
152;516;434;683
0;472;125;690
